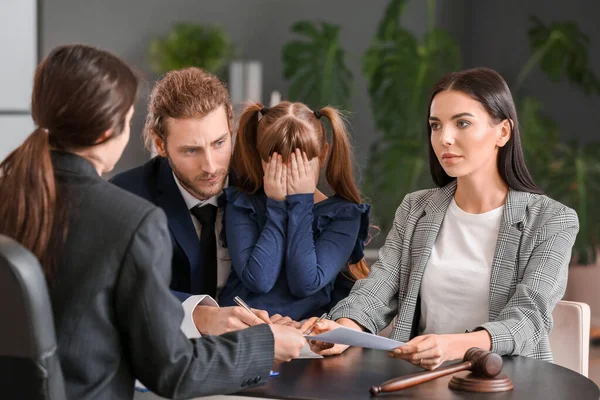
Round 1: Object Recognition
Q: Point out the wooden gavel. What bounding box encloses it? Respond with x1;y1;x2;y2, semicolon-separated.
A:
370;348;509;395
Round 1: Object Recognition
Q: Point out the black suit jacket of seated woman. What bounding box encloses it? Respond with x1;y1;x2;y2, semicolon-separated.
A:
49;151;274;399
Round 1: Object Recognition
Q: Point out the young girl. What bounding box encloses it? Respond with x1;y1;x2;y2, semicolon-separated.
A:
218;101;371;321
304;67;579;370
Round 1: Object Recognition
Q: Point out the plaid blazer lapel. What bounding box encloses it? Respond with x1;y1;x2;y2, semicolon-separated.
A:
488;189;530;320
410;182;457;284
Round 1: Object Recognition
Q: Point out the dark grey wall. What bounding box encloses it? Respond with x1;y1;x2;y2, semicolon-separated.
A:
42;0;436;178
42;0;599;181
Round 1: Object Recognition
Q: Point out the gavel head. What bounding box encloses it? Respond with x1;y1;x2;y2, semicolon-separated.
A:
463;348;503;378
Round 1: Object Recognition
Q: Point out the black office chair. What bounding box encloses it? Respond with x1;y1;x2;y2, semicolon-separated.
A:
0;235;66;399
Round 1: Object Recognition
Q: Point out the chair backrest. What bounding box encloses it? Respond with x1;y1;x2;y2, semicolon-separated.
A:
550;300;591;377
0;235;66;399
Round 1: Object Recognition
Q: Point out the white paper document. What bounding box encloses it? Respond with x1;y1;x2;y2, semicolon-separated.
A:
305;326;405;351
296;343;324;359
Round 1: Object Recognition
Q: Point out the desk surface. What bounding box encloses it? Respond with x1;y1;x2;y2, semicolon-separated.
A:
240;348;600;400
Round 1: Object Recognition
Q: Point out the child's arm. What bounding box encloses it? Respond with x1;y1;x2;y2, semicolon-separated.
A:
225;196;288;294
285;194;361;297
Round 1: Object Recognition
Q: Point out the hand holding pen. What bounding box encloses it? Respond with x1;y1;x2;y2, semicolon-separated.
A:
234;297;306;363
234;296;302;328
301;315;352;356
302;313;328;335
233;296;272;325
192;302;271;336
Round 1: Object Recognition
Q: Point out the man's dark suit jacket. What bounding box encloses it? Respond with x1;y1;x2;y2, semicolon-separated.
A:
111;157;211;301
50;151;273;399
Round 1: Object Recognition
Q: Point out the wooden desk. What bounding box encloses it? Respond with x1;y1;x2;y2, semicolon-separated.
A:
239;347;600;399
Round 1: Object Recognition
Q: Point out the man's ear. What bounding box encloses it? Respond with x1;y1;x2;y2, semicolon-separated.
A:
497;119;512;148
153;135;167;157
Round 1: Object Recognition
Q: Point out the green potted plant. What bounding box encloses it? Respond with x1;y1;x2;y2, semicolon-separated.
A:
148;22;235;76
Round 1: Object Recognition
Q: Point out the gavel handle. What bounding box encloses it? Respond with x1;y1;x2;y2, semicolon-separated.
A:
370;361;472;395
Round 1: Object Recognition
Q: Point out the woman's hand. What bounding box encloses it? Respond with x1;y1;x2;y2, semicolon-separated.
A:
263;152;287;201
389;334;457;370
287;149;316;195
300;317;360;356
389;331;492;370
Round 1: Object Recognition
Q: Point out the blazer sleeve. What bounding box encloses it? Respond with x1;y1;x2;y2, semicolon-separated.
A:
329;194;412;334
114;207;274;399
476;206;579;356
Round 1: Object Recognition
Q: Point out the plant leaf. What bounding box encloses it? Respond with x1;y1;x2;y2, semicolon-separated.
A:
282;21;353;109
375;0;409;41
528;16;600;95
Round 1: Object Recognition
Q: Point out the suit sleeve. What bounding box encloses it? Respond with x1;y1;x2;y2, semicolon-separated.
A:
115;207;274;399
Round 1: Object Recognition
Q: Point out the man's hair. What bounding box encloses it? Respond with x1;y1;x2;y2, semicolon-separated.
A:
143;67;233;151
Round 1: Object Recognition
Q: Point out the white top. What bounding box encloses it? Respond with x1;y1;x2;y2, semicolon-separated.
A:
419;198;504;335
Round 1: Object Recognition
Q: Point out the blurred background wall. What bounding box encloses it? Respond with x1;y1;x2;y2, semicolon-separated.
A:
35;0;599;175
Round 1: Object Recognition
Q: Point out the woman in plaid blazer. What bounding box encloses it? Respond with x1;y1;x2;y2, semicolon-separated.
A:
303;67;579;371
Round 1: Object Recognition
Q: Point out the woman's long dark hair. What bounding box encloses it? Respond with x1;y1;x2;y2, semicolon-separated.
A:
427;67;541;194
0;44;138;282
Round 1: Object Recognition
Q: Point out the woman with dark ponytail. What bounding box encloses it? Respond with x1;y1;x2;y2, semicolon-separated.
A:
0;45;304;399
0;45;138;282
220;101;371;321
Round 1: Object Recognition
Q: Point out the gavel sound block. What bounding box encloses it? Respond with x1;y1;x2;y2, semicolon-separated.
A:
370;348;514;395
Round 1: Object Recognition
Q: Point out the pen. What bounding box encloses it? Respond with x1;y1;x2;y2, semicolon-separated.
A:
233;296;270;324
233;295;256;315
303;313;328;335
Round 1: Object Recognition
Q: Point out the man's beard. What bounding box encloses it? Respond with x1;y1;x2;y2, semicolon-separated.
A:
168;157;228;200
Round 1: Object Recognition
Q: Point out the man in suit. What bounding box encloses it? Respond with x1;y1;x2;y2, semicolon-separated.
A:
111;67;286;337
